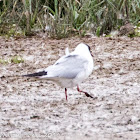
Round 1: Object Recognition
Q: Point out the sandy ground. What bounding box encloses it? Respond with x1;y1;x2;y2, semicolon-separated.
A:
0;35;140;139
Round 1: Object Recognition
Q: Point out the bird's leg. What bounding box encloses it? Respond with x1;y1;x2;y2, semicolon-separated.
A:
65;88;68;101
77;85;94;99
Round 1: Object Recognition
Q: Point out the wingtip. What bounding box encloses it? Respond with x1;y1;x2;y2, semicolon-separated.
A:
22;71;47;78
22;74;29;77
22;74;34;77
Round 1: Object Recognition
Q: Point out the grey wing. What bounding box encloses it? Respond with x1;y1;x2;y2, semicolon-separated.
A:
46;55;88;79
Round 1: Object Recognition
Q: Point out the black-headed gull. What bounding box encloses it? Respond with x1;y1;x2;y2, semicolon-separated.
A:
23;43;94;100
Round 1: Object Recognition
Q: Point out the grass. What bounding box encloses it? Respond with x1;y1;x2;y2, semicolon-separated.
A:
0;0;140;38
0;56;24;64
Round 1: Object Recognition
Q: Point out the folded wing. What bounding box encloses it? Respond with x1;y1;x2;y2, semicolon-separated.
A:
23;54;88;79
44;54;88;79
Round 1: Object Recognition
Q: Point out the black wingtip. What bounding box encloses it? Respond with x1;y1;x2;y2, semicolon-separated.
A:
22;71;47;77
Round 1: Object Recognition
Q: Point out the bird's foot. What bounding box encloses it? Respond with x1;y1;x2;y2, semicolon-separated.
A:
85;92;97;99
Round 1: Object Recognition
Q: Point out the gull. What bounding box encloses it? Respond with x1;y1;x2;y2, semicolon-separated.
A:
23;43;94;100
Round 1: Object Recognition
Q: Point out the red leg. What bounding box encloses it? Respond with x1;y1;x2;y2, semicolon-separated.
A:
77;85;94;98
65;88;68;100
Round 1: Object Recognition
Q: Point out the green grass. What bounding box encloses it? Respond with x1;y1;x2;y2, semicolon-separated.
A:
0;56;24;64
0;0;140;37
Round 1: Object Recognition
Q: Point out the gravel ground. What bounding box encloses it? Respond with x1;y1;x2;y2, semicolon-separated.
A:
0;36;140;139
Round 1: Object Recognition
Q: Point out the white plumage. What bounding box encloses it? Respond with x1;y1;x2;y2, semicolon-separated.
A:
23;43;94;100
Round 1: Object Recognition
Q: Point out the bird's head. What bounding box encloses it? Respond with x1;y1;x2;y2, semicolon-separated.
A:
74;43;93;57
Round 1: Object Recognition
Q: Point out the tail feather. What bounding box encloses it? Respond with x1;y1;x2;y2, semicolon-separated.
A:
65;47;70;55
22;71;47;77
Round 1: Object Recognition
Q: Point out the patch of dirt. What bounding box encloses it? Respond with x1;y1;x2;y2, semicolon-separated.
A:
0;36;140;139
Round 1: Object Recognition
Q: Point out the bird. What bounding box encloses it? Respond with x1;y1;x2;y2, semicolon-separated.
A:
23;43;94;100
